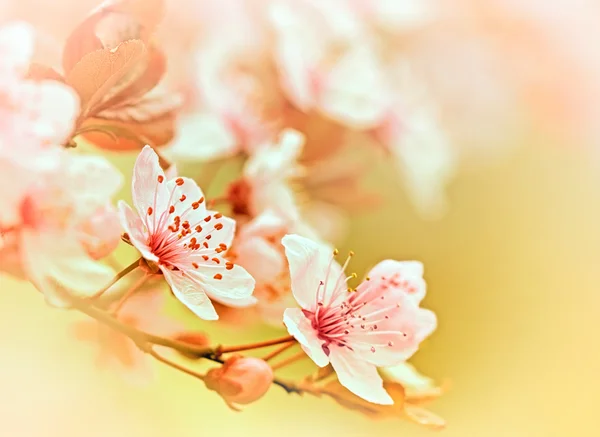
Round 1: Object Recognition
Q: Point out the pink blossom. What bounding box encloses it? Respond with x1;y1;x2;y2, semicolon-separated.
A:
0;152;123;306
118;145;255;320
78;204;123;260
268;0;389;129
0;21;79;149
73;287;184;385
228;211;299;325
240;128;305;221
281;234;436;404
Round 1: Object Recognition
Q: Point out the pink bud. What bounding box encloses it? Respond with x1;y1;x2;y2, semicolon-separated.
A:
79;204;122;259
204;356;273;405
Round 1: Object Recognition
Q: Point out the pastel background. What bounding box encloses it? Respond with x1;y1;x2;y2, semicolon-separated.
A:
1;1;599;437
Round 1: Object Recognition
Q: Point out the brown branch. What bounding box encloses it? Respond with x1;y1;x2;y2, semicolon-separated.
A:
65;293;308;395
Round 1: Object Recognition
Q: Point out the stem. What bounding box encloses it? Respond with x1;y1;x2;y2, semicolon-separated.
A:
217;335;296;355
271;351;307;371
64;293;308;395
263;341;296;362
147;346;205;381
109;274;149;316
89;258;141;300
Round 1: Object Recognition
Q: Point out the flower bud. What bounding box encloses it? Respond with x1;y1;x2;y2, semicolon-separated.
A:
204;356;273;406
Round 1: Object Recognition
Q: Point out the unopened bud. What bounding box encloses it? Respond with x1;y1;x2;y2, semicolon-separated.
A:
204;356;273;405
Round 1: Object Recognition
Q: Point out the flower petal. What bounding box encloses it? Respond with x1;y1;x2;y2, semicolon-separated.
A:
0;21;34;76
283;308;329;367
328;346;393;405
365;260;426;303
161;267;219;320
20;229;115;307
132;145;169;231
282;234;344;311
164;176;207;222
117;201;157;262
186;262;255;302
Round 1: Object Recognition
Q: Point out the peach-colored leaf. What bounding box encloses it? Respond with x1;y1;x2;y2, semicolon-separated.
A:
26;63;65;82
322;380;406;419
77;113;175;151
62;0;165;73
65;39;146;117
93;45;167;113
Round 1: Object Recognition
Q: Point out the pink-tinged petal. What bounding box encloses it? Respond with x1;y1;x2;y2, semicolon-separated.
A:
19;80;80;145
415;308;437;343
283;308;329;367
60;154;123;215
161;267;219;320
132;145;169;228
168;112;238;161
20;229;115;307
79;204;122;260
210;294;257;308
234;236;284;283
282;234;344;311
365;260;426;303
164;176;207;223
0;21;34;76
328;346;393;405
318;45;389;129
186;262;255;302
117;201;157;262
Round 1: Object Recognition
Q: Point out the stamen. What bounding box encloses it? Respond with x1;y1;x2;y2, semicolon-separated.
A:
176;178;184;186
157;175;164;183
147;207;153;216
214;273;223;280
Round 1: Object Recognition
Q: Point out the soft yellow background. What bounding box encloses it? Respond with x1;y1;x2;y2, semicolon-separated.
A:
2;135;599;437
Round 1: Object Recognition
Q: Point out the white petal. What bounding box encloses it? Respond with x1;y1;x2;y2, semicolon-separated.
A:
281;234;344;310
117;201;157;262
283;308;329;367
132;145;169;231
161;267;219;320
328;346;393;405
20;230;116;307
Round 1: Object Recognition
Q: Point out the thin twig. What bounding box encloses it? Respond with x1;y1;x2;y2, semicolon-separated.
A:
65;294;307;394
217;335;296;355
109;274;149;316
89;258;141;300
271;351;307;371
263;341;296;362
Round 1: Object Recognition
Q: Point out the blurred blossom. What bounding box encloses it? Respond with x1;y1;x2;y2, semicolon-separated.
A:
281;234;436;404
73;287;184;385
118;146;256;321
78;204;123;260
0;152;122;306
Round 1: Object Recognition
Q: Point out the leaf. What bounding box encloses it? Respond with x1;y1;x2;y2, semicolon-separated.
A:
92;45;167;113
26;63;65;82
403;404;446;430
77;113;176;151
322;380;406;419
65;39;147;117
62;0;165;73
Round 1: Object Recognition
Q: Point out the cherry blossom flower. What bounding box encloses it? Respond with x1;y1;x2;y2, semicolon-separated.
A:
281;234;436;404
118;145;255;320
224;210;327;325
0;151;123;306
373;65;457;218
0;21;79;149
73;287;184;385
234;128;305;222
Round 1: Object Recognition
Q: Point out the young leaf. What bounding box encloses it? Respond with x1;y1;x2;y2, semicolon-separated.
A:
65;39;146;117
62;0;165;73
